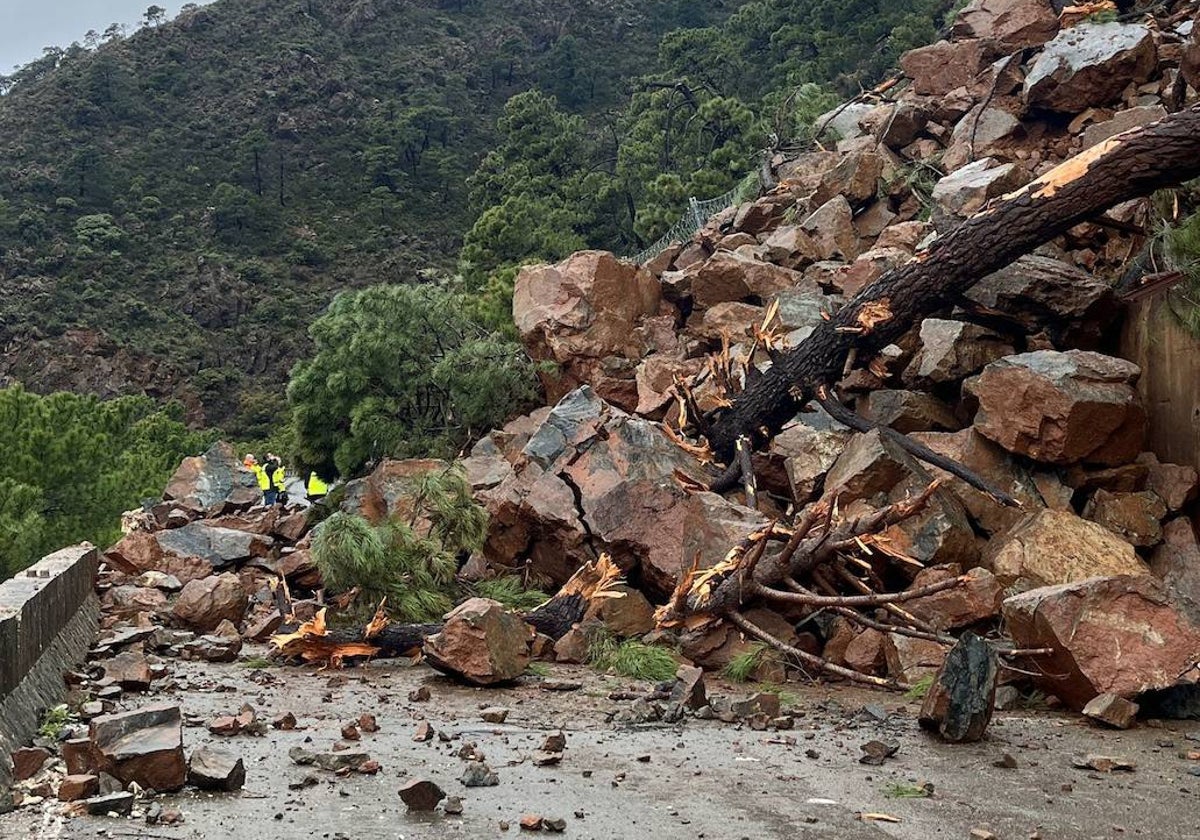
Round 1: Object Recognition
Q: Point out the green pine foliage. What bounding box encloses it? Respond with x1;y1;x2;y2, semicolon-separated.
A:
1162;211;1200;336
474;577;550;611
310;464;485;621
0;385;212;580
287;282;536;477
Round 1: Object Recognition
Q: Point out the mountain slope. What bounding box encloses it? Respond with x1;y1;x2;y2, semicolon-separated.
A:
0;0;737;431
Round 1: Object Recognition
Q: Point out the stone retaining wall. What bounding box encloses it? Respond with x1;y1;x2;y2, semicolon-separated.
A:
0;545;99;806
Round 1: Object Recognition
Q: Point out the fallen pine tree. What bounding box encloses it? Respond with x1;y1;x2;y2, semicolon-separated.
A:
269;555;623;667
695;102;1200;488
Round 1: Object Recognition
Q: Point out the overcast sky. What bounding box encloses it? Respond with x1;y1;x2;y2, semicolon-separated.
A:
0;1;213;73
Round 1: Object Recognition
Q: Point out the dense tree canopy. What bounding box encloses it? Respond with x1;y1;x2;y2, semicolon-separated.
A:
0;386;212;579
287;283;536;477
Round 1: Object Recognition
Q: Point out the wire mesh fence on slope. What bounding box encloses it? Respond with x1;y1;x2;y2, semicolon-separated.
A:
629;172;763;266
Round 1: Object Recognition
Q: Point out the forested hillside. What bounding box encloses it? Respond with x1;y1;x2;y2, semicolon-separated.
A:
0;0;952;438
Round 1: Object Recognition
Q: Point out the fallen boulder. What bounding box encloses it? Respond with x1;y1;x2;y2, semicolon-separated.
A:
1003;575;1200;709
187;747;245;791
89;703;186;792
1023;23;1157;112
423;598;534;685
966;350;1146;466
918;632;998;743
162;441;260;513
983;509;1147;590
172;573;248;632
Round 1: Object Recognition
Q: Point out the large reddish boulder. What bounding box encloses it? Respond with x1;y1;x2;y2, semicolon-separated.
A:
951;0;1059;49
424;598;534;685
89;704;186;792
1023;23;1157;112
983;509;1147;590
1003;575;1200;709
681;251;807;308
514;251;662;406
966;350;1146;466
1082;490;1166;547
172;573;248;632
900;39;994;96
1150;517;1200;624
905;565;1004;630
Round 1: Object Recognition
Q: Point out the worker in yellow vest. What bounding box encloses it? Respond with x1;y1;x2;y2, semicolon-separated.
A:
243;454;274;506
267;454;287;506
306;471;330;504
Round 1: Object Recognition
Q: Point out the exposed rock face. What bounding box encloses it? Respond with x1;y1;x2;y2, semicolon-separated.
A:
162;441;260;513
154;522;273;571
172;573;248;632
423;598;534;685
983;509;1147;589
859;390;961;434
952;0;1060;49
514;251;662;407
89;704;186;792
1023;23;1157;112
967;351;1146;466
822;429;920;503
1003;575;1200;709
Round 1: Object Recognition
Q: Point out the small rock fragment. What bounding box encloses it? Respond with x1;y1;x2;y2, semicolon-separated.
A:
520;814;544;831
83;792;134;817
358;713;379;733
398;778;445;811
858;740;900;766
413;721;435;742
461;761;499;787
187;747;246;791
443;795;464;814
57;775;99;802
1072;754;1136;773
481;707;510;724
408;686;432;702
1082;693;1139;730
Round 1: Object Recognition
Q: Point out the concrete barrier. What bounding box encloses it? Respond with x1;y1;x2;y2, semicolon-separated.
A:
0;545;99;808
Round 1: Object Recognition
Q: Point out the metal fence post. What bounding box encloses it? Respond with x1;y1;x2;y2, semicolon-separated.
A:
689;196;704;231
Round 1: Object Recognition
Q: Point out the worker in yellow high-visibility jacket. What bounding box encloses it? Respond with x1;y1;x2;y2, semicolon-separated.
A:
243;456;274;501
306;471;330;503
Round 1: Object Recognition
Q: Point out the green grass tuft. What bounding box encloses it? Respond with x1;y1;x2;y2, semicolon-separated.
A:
904;674;934;701
475;577;550;611
241;656;273;670
723;642;772;683
525;662;551;677
586;630;678;682
883;782;933;799
38;704;72;739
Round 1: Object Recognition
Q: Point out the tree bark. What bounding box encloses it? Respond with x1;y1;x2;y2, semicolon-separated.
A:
706;104;1200;466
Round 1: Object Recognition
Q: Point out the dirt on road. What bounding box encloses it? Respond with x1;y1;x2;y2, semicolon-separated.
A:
4;651;1199;840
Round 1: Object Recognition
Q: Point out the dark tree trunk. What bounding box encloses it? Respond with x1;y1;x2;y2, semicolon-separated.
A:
706;104;1200;466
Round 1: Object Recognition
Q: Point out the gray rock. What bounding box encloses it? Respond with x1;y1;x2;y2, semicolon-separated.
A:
1024;23;1157;112
918;632;998;742
187;747;245;791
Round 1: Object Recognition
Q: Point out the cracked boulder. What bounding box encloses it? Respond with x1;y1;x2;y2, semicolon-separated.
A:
904;319;1014;388
983;508;1148;590
1003;575;1200;709
172;573;248;632
951;0;1059;49
153;521;274;571
162;441;261;514
89;704;186;793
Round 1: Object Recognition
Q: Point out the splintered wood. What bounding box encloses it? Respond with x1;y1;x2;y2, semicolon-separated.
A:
656;481;961;690
269;556;625;668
